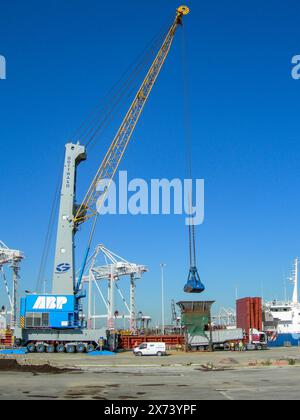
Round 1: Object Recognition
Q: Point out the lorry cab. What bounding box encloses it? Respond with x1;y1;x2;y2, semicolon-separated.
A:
247;329;268;350
133;342;166;356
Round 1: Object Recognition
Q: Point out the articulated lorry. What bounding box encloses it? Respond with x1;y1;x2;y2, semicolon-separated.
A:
187;328;244;351
188;328;267;351
236;297;268;350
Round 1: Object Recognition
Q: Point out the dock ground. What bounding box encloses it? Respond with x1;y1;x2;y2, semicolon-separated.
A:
0;348;300;400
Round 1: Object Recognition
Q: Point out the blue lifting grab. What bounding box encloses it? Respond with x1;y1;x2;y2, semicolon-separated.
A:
183;222;205;294
184;266;205;293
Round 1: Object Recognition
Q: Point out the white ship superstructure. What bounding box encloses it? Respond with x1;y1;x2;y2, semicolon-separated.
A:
264;258;300;346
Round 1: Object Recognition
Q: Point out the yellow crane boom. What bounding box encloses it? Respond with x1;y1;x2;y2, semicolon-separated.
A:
74;5;190;226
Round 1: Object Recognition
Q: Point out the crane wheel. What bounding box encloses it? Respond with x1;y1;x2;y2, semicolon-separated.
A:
27;343;36;353
36;344;46;353
15;339;22;347
76;343;85;353
66;345;76;354
56;344;65;353
46;345;55;353
86;344;95;353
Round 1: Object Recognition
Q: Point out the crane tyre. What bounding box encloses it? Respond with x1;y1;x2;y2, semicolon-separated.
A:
46;344;55;353
36;344;46;353
76;343;85;353
27;343;36;353
86;344;95;353
15;339;22;347
56;344;65;353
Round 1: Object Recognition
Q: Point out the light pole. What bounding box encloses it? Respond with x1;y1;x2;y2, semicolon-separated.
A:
160;263;166;335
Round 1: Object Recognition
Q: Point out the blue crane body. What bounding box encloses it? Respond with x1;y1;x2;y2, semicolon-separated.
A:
20;295;77;330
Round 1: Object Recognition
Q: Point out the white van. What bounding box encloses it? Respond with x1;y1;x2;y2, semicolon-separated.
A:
133;342;166;356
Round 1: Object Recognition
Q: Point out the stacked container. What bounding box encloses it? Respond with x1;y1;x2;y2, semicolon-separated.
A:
236;297;262;341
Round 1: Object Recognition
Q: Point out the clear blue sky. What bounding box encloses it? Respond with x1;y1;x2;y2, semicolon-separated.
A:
1;0;300;324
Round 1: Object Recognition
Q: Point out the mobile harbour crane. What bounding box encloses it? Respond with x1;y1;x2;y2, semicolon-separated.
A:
14;6;190;353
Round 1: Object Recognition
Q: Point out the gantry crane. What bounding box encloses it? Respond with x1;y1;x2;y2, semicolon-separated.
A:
14;5;190;352
81;244;148;332
0;241;24;329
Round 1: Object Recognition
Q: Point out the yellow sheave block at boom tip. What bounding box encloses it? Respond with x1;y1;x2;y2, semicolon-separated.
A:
177;5;190;15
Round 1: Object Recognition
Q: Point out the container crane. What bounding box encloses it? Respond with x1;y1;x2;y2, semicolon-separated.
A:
15;5;190;352
81;244;148;332
0;241;24;329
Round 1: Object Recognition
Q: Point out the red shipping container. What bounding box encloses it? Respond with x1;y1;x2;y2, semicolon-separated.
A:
120;335;184;350
236;297;262;334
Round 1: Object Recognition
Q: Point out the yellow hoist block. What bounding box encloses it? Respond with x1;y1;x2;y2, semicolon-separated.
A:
177;5;190;16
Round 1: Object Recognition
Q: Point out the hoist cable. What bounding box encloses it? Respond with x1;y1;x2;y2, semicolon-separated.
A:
70;20;171;149
84;28;169;148
181;21;197;269
36;14;175;291
81;25;169;141
77;21;174;267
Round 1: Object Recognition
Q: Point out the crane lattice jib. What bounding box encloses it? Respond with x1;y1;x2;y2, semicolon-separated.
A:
0;241;24;267
74;6;190;225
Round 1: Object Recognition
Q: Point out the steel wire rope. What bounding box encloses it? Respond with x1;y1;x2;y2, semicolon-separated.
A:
61;34;169;292
70;18;172;149
79;18;174;262
181;20;198;269
83;28;170;149
36;14;175;294
36;23;169;292
75;36;168;289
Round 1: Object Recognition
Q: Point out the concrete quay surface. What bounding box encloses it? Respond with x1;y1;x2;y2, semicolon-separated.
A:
0;348;300;400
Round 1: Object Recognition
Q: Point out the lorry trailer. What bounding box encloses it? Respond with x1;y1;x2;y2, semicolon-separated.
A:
187;328;244;351
187;328;268;351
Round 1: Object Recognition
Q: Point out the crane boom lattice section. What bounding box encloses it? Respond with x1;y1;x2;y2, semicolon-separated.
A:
74;10;186;225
